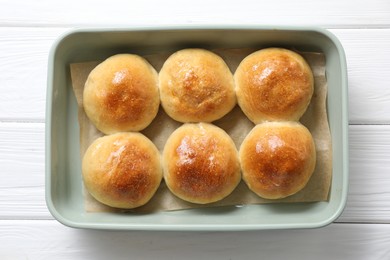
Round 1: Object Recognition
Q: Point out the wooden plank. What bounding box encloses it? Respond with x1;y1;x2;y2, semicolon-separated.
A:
0;27;68;122
0;0;390;27
0;220;389;259
0;123;49;218
331;29;390;124
1;28;390;123
338;124;390;223
0;123;389;223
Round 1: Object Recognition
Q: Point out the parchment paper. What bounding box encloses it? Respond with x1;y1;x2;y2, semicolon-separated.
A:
70;48;332;213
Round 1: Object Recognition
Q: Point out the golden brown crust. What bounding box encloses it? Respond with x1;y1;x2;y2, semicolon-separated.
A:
82;132;162;209
163;123;241;204
159;49;236;123
239;122;316;199
83;54;160;134
234;48;314;123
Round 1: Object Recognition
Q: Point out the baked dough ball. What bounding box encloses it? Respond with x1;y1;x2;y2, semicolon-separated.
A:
83;54;159;134
159;49;236;123
82;132;162;209
239;122;316;199
234;48;314;123
163;123;241;204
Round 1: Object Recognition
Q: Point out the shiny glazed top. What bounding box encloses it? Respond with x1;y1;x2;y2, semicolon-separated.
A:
239;122;316;199
83;54;160;134
163;123;241;204
82;132;162;209
235;48;314;123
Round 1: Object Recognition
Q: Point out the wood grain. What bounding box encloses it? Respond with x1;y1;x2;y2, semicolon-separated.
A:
338;125;390;223
0;220;389;259
0;0;390;255
1;123;389;223
0;123;49;219
331;29;390;124
0;27;67;122
0;0;390;28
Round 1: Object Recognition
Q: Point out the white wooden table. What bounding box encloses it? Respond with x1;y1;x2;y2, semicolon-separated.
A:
1;0;390;259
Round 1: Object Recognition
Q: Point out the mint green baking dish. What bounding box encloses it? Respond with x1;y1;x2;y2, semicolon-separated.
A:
45;26;348;231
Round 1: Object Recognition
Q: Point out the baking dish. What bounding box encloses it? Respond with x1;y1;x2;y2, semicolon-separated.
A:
45;26;348;230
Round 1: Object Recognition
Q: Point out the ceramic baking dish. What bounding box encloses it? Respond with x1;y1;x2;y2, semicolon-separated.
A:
45;26;348;231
